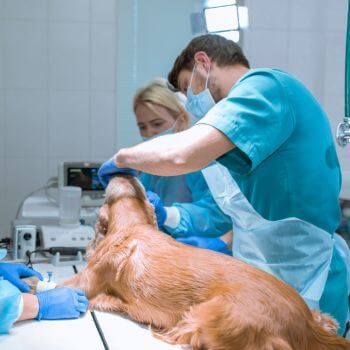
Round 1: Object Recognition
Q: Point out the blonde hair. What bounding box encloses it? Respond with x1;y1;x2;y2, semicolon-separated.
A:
133;79;190;129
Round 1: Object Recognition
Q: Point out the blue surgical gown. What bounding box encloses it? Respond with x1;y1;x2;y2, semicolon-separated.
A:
198;68;349;334
0;250;22;334
139;171;232;238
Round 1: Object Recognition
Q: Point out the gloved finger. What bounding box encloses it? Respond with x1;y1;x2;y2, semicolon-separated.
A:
19;265;43;280
14;278;31;293
74;288;86;297
176;238;198;247
77;294;89;307
76;300;89;313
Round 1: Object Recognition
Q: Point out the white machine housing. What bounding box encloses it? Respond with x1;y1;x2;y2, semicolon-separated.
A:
12;224;37;260
40;225;95;249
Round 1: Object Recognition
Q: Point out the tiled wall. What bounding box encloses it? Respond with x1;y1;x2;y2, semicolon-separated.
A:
0;0;348;238
243;0;350;198
0;0;201;238
0;0;118;237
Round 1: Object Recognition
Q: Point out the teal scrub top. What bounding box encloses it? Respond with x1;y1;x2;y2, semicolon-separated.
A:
199;68;341;234
198;68;348;334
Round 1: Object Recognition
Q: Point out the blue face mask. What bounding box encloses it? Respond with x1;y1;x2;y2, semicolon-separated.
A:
185;63;216;121
142;122;177;142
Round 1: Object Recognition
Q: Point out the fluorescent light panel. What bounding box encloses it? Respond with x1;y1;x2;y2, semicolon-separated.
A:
204;5;239;32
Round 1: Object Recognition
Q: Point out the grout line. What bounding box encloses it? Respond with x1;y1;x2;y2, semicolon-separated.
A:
45;0;50;178
88;0;92;159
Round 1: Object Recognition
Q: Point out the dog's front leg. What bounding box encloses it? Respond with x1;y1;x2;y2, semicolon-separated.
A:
60;269;100;300
89;293;127;313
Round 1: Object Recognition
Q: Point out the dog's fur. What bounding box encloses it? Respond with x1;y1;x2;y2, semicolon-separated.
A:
62;175;350;350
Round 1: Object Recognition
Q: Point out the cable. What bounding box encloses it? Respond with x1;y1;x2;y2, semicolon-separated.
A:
26;247;86;267
26;249;49;268
15;177;58;219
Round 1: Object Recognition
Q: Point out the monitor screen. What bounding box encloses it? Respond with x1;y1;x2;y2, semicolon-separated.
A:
67;167;104;191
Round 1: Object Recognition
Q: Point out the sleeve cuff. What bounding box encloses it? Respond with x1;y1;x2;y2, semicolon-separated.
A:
164;206;180;229
15;295;24;322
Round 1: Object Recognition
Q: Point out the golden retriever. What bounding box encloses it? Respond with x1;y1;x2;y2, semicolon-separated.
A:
62;174;350;350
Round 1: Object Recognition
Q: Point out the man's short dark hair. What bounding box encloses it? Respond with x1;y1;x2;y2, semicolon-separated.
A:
168;34;250;90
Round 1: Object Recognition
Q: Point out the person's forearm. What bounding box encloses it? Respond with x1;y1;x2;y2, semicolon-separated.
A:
116;132;205;176
116;137;186;175
17;294;39;321
116;125;233;176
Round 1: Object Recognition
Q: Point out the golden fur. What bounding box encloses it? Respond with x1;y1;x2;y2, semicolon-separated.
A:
62;175;350;350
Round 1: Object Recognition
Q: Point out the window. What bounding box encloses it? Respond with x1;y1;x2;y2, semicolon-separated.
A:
204;0;248;43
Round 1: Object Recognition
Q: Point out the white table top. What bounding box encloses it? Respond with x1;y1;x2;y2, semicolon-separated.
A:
0;263;180;350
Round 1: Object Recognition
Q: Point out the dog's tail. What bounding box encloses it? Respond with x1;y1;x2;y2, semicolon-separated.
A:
306;310;350;350
154;297;350;350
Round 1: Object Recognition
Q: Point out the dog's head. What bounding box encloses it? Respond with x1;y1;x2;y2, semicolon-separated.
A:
98;174;158;235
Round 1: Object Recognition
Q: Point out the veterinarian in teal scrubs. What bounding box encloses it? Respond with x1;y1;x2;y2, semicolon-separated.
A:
101;34;350;335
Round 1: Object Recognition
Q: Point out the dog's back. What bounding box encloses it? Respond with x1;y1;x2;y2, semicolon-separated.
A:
65;174;350;350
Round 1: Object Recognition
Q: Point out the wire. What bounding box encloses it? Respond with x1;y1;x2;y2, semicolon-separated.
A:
26;249;49;268
15;177;58;219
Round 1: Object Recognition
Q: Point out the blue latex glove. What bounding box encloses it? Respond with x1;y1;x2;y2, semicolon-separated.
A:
0;262;43;293
176;236;232;255
36;287;89;320
98;157;138;188
146;191;167;227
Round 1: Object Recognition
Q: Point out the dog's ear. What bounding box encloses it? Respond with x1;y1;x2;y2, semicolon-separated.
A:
145;201;158;228
86;204;110;260
95;204;109;236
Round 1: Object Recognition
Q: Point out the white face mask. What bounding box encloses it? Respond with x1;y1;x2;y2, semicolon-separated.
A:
185;63;216;121
141;121;177;142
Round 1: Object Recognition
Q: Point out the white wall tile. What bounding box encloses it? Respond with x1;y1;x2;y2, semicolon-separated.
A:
3;0;47;20
49;0;89;22
0;157;8;238
244;29;289;70
49;22;89;89
0;22;4;89
288;31;325;101
324;32;346;96
4;20;47;89
5;90;48;157
289;0;327;31
91;23;116;90
90;92;116;158
49;91;89;158
4;157;49;225
326;0;348;33
0;89;4;157
91;0;116;23
0;1;4;19
246;0;289;30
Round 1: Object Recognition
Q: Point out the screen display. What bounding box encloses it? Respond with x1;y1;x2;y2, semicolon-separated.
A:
67;167;104;191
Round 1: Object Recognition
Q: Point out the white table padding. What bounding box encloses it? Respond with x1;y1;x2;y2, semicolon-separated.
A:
0;263;103;350
94;311;181;350
0;312;104;350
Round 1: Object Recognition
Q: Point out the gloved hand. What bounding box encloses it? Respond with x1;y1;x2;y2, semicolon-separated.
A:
98;157;138;188
36;287;89;320
146;191;167;227
0;262;43;292
176;236;232;255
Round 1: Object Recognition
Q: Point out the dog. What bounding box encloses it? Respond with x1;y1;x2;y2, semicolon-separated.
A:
62;174;350;350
